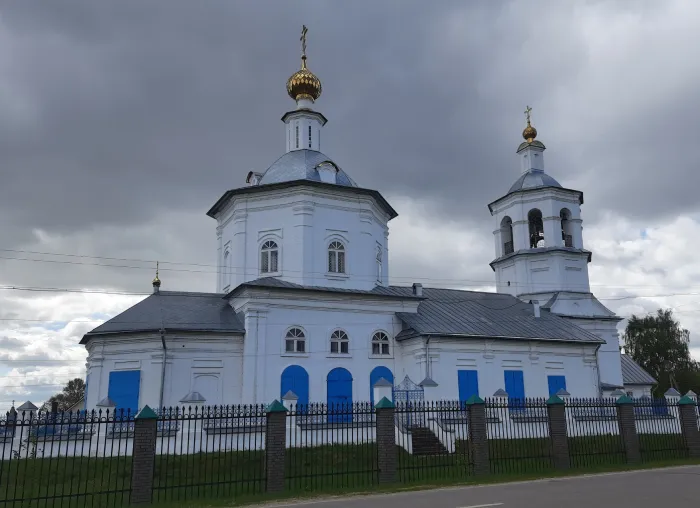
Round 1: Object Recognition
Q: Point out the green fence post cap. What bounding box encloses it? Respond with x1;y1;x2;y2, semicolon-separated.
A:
615;395;634;405
465;395;485;405
678;395;696;405
266;400;288;413
546;395;565;405
374;397;395;409
135;405;158;420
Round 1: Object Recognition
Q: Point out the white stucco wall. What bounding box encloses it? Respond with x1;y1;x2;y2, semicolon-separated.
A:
85;332;244;410
215;185;391;293
397;336;600;400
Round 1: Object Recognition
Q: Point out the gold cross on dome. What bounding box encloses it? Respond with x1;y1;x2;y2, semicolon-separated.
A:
300;25;308;58
524;105;533;124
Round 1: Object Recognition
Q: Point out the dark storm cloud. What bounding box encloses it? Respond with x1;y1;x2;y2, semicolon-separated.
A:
4;0;696;249
0;0;698;279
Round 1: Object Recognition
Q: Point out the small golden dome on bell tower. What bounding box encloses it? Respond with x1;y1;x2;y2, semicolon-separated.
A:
286;25;322;103
522;105;538;143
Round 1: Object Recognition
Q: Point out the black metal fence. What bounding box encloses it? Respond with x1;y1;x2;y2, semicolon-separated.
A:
395;401;473;483
285;403;378;492
151;405;267;504
1;397;698;506
0;409;133;507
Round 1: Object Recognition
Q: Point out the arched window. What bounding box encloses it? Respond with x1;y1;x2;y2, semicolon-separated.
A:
260;240;279;274
560;208;573;247
330;330;349;354
528;209;544;248
501;216;514;255
285;328;306;354
371;332;390;356
328;241;345;273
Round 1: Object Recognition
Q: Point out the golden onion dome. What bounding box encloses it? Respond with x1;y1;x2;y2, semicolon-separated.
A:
287;57;322;102
522;124;537;143
522;105;537;143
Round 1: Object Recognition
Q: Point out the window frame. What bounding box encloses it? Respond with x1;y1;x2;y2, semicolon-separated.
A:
283;327;307;356
329;329;350;356
370;331;392;358
327;240;346;274
260;239;280;275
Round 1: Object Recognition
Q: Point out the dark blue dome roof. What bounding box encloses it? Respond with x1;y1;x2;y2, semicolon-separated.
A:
259;149;357;187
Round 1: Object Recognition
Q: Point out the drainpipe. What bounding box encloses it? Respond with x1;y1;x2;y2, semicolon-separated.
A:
425;335;431;379
159;327;167;410
594;343;602;397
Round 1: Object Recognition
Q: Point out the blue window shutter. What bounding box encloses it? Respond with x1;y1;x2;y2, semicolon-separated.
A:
547;375;567;396
458;370;479;401
107;371;141;416
504;370;525;410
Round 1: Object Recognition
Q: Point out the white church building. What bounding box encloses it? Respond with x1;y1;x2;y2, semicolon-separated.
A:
80;30;656;413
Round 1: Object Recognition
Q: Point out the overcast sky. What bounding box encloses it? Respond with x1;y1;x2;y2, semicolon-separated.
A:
1;0;700;410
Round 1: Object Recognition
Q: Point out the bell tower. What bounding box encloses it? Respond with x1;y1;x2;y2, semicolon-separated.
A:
487;107;624;393
488;108;590;301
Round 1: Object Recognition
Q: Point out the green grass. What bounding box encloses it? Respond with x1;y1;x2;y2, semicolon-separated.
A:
0;435;693;507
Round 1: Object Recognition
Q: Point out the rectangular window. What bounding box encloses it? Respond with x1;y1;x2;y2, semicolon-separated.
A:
261;252;269;273
270;250;278;272
381;343;389;355
328;251;335;272
107;370;141;417
296;340;305;353
547;375;567;396
286;340;295;353
295;125;299;148
331;341;338;354
458;370;479;403
341;342;349;354
308;125;312;148
372;343;380;355
337;251;345;273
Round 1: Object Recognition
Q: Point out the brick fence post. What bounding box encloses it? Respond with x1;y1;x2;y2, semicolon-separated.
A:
546;395;570;470
265;400;288;493
130;405;158;505
466;395;490;476
375;397;396;483
616;395;640;464
678;395;700;458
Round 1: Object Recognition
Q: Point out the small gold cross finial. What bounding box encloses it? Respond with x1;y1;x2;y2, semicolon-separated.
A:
152;261;161;287
300;25;308;68
524;105;533;125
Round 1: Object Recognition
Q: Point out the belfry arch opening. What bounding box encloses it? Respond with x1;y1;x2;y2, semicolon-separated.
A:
528;209;544;248
560;208;573;247
501;216;514;255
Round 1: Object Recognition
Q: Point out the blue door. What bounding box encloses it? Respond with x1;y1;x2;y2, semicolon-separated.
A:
281;365;309;411
369;366;394;405
504;370;525;411
327;368;353;423
108;370;141;418
547;375;567;396
458;370;479;407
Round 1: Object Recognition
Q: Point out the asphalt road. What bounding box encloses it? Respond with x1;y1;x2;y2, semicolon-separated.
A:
269;465;700;508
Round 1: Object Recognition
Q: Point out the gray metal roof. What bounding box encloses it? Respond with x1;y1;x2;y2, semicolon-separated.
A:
229;277;422;299
258;149;357;187
508;169;562;193
620;355;657;385
395;287;605;344
81;291;245;343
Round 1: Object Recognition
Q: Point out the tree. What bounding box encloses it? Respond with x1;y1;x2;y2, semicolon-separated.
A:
623;309;698;396
40;378;86;412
